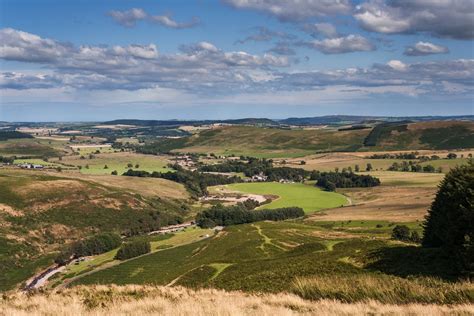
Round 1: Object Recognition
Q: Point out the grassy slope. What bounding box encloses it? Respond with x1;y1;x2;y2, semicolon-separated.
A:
220;182;348;213
168;121;474;158
0;139;63;157
73;221;468;304
176;126;369;157
0;169;186;291
368;121;474;151
4;285;473;315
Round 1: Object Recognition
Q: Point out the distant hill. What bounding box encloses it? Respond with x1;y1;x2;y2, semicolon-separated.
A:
364;121;474;150
279;115;474;126
102;118;277;127
137;120;474;157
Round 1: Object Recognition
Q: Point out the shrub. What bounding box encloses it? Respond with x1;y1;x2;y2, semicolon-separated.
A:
115;240;151;260
391;225;411;241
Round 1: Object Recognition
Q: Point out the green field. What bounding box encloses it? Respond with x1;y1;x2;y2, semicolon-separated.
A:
360;171;444;187
218;182;348;213
57;152;172;175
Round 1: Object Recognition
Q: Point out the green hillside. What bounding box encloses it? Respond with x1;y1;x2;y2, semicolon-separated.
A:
139;121;474;158
364;121;474;150
74;221;465;303
0;170;187;291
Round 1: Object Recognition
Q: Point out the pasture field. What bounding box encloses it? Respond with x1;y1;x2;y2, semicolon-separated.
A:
360;171;444;187
69;145;117;155
56;152;172;175
282;152;472;173
72;221;469;305
309;186;436;222
212;182;348;213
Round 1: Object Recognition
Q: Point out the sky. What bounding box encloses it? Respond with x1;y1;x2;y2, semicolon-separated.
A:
0;0;473;121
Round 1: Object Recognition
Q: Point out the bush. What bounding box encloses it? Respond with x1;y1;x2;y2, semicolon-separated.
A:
115;240;151;260
391;225;411;241
423;162;474;275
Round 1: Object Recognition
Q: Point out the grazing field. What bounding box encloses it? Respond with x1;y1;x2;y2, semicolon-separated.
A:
308;186;436;222
213;182;348;213
57;152;172;175
360;171;444;187
3;285;473;316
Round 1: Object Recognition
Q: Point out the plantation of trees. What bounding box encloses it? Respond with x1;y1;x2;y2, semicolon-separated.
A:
115;240;151;260
310;171;381;191
196;204;305;228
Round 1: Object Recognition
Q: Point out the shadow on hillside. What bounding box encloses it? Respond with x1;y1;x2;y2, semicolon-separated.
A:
365;246;461;281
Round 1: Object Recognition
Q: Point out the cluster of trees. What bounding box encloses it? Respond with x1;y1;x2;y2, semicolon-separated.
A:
310;171;380;191
55;233;122;264
0;131;33;141
200;158;310;182
123;166;241;197
196;204;304;228
368;152;418;160
114;240;151;260
391;225;421;243
387;161;441;173
199;157;273;177
423;162;473;275
123;211;184;237
0;156;14;164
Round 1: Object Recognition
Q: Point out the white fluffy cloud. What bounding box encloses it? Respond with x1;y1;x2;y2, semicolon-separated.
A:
1;28;473;100
355;0;474;39
222;0;352;21
108;8;200;29
299;35;375;54
404;41;449;56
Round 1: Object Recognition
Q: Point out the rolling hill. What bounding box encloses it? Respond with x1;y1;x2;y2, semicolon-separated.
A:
0;169;189;291
141;120;474;157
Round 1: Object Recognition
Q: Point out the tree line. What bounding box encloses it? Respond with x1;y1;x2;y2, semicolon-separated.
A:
196;204;305;228
309;171;381;191
115;240;151;260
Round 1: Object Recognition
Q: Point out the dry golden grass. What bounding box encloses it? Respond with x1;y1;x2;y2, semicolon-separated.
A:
310;186;436;222
1;285;473;316
53;172;190;199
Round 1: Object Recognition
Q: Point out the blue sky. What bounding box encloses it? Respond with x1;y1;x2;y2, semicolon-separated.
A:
0;0;473;121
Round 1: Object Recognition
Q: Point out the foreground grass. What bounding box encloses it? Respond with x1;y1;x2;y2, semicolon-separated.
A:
2;285;473;316
293;274;473;305
222;182;348;213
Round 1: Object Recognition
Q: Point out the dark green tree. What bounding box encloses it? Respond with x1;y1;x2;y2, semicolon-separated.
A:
423;162;474;275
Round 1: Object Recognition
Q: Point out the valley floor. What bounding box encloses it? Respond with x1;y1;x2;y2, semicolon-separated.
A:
2;285;473;316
